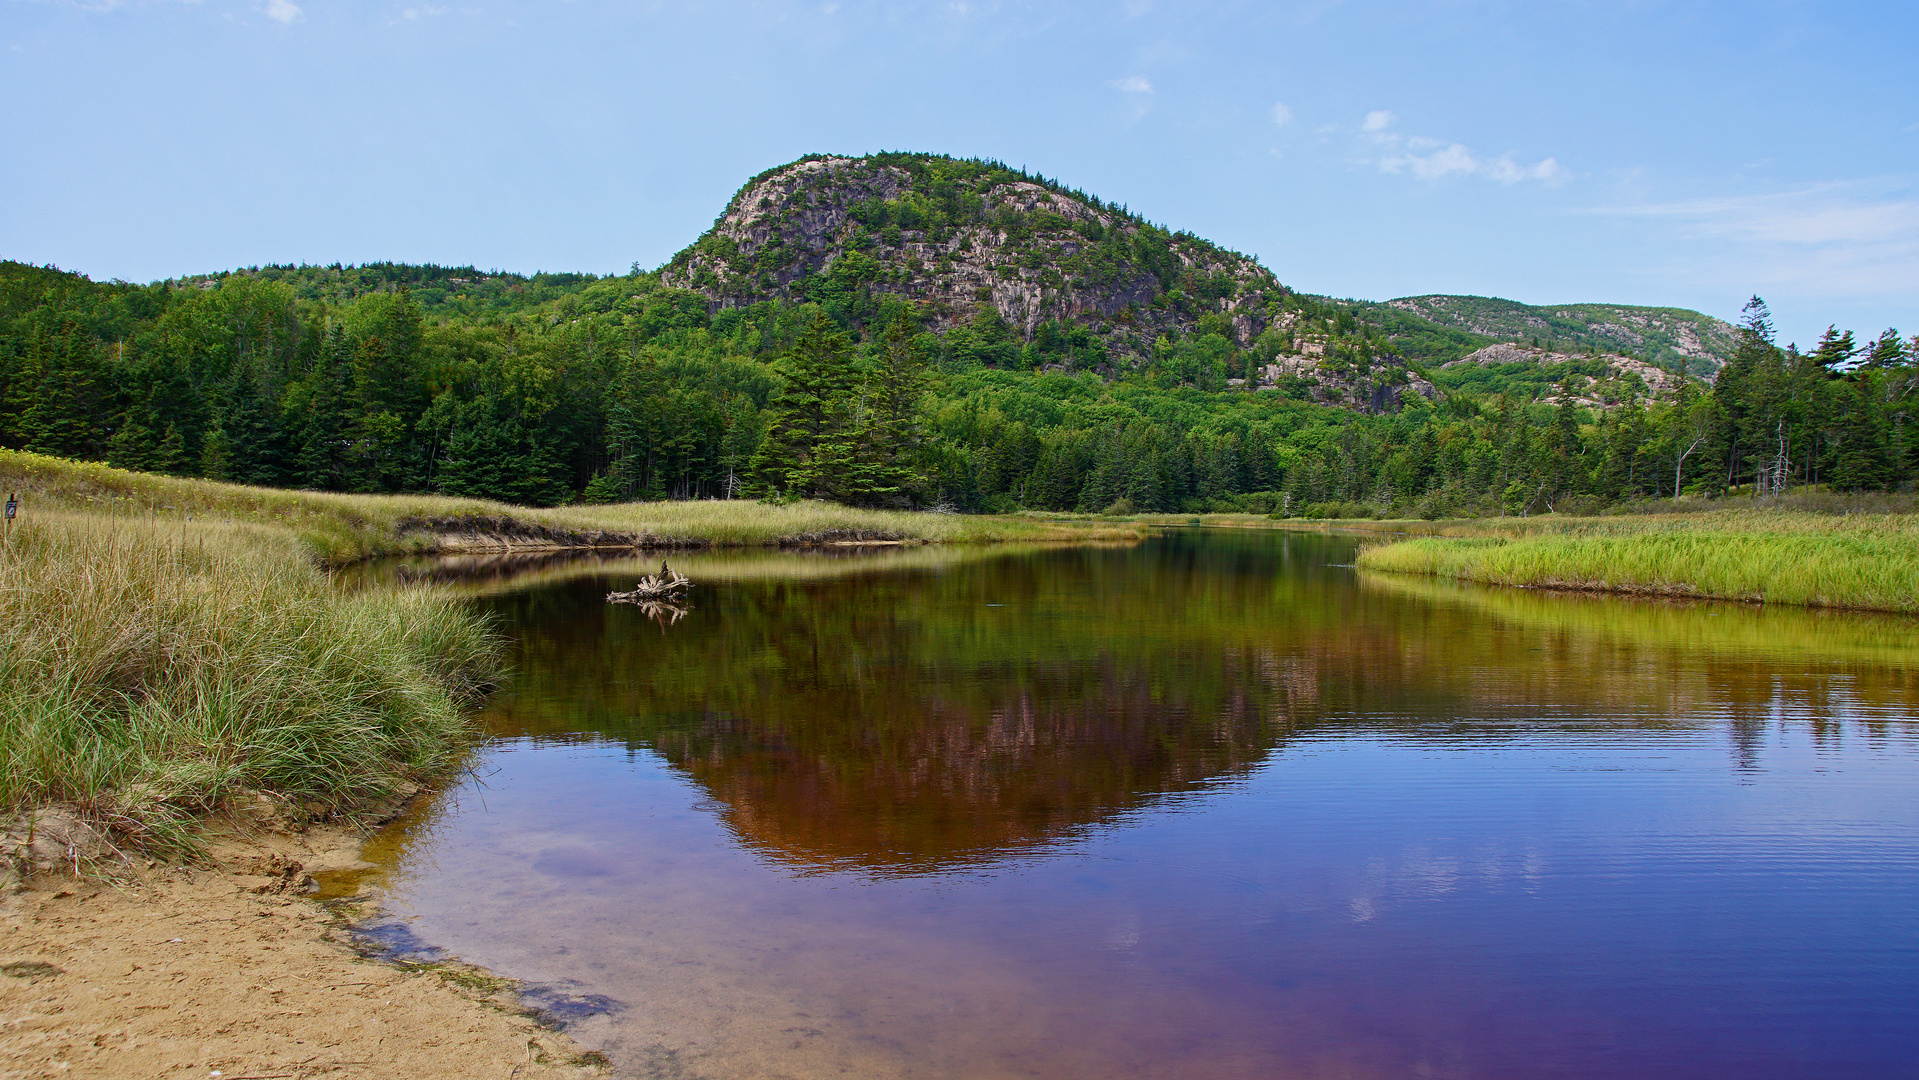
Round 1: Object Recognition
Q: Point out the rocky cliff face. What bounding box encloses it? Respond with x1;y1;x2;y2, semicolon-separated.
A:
660;154;1283;358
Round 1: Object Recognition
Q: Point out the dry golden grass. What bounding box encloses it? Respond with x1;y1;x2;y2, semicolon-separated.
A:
0;450;1145;564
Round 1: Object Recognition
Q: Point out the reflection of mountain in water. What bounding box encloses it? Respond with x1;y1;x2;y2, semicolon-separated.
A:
652;659;1290;874
475;530;1919;874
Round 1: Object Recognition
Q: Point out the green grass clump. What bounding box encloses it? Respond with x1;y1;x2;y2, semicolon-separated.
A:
0;511;503;851
1357;529;1919;613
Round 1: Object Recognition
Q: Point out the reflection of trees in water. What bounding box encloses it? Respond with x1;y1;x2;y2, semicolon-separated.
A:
477;531;1919;873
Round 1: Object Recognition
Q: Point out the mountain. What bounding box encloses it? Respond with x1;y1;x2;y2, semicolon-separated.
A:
2;150;1901;519
654;153;1736;405
1382;295;1738;376
659;153;1281;356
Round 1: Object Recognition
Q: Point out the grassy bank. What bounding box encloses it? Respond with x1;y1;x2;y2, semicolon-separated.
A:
0;451;1143;858
1351;510;1919;613
1361;570;1919;672
0;450;1144;564
0;510;503;858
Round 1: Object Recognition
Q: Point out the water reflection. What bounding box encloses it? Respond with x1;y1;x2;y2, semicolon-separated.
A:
466;530;1919;874
340;530;1919;1080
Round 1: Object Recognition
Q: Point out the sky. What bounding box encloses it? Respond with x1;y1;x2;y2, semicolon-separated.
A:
3;0;1915;349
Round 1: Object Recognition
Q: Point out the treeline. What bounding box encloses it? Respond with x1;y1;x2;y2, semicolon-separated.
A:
2;260;1911;516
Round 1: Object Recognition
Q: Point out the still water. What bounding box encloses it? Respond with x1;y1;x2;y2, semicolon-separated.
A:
342;530;1919;1079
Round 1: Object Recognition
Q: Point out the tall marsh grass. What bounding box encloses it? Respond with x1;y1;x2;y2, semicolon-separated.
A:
0;511;502;850
1357;528;1919;613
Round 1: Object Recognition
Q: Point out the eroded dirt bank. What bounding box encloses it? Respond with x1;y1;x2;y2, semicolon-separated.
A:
0;814;606;1080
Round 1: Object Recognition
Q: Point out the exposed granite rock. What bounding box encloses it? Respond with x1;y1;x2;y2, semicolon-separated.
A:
661;155;1283;357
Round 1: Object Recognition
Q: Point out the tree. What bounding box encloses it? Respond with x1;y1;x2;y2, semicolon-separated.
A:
18;322;107;461
1654;385;1717;501
864;313;932;502
750;311;866;500
1811;325;1857;375
297;325;356;490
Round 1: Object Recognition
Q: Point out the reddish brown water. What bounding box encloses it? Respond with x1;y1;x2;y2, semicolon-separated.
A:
343;530;1919;1079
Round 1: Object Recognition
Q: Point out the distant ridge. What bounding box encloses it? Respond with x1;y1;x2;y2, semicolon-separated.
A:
1384;295;1737;376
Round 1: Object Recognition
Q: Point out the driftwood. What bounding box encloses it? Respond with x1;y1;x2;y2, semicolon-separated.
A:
607;561;693;605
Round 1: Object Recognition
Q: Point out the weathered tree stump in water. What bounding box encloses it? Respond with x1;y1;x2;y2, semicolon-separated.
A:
607;561;693;605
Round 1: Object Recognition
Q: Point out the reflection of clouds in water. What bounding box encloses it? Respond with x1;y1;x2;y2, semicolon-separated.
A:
1106;912;1141;950
1347;843;1550;923
533;846;619;878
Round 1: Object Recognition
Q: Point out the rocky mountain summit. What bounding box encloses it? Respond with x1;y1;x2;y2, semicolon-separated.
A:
661;153;1281;358
649;152;1728;413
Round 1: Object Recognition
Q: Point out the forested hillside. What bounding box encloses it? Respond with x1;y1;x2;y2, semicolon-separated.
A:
3;154;1912;517
1384;296;1738;377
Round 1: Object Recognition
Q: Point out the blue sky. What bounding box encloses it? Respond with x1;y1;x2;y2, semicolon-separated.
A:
3;0;1914;348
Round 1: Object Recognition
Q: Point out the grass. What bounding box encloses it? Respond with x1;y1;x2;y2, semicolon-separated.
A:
1351;509;1919;613
0;509;503;856
0;450;1142;859
0;450;1145;565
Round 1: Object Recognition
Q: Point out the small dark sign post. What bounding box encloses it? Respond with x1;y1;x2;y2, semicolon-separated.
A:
3;492;13;543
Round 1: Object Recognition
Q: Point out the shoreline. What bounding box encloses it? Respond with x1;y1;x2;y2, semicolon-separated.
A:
1345;523;1919;616
1076;511;1919;616
0;799;609;1080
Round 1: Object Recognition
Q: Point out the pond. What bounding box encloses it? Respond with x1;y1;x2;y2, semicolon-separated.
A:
335;529;1919;1079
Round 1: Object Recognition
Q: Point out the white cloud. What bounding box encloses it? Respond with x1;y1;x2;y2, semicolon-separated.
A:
1112;75;1153;95
1582;182;1919;301
1389;142;1474;178
1486;156;1566;183
262;0;301;21
399;5;449;18
1269;101;1293;127
1364;116;1564;185
1589;186;1919;244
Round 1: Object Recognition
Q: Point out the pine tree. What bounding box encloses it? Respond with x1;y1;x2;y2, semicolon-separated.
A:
298;325;355;489
1831;375;1894;491
750;311;864;500
865;314;931;503
1811;325;1857;374
220;371;295;486
19;322;106;460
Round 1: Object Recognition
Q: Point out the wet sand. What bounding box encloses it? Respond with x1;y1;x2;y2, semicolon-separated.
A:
0;813;606;1080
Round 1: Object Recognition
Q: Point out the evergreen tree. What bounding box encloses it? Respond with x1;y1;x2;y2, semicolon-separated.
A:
19;322;106;460
866;314;932;503
1831;374;1894;491
298;325;356;489
1811;326;1857;374
750;311;869;500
